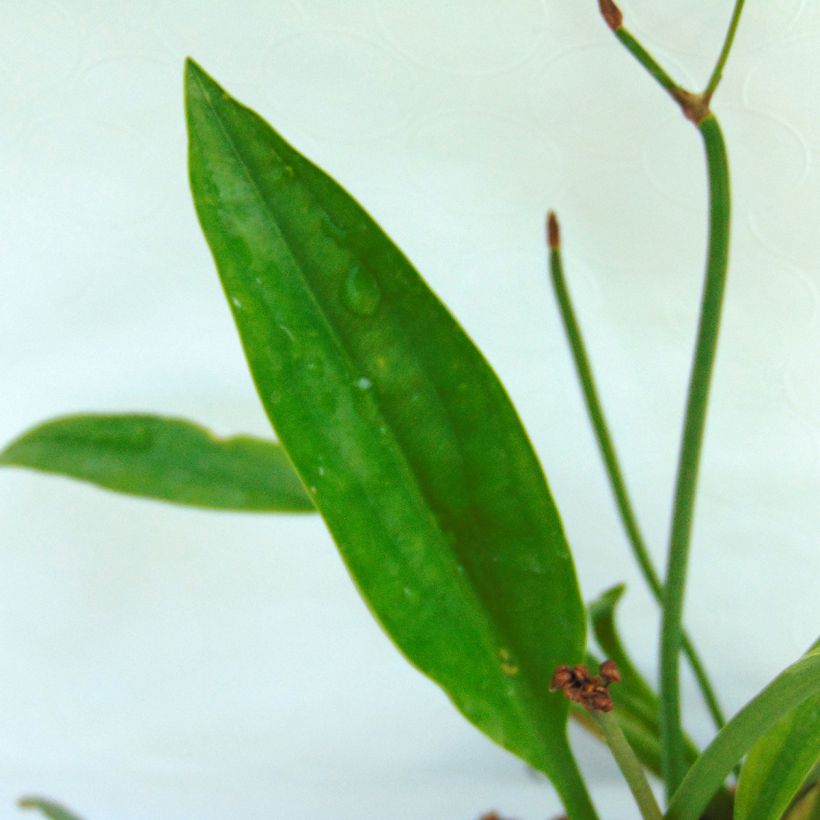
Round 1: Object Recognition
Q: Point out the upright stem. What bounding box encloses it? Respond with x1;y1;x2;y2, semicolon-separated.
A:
594;711;663;820
547;215;726;732
660;115;731;796
597;0;746;798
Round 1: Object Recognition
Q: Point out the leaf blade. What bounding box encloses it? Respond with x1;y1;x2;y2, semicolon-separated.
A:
185;59;593;815
0;413;313;512
18;797;83;820
667;648;820;820
735;647;820;820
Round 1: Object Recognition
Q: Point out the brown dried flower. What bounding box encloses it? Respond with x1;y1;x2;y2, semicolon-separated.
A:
549;659;621;712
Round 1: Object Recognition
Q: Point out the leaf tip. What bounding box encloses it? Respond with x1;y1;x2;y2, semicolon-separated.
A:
183;57;222;109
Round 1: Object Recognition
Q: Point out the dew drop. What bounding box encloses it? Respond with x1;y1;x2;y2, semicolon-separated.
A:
356;376;372;390
231;296;243;309
340;265;381;317
305;356;326;377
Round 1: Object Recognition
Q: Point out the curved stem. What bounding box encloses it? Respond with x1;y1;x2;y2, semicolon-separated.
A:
703;0;747;102
594;711;663;820
659;115;731;797
547;216;726;733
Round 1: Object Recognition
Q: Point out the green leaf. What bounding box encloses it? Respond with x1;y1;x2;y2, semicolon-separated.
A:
18;797;83;820
667;648;820;820
184;59;594;817
735;646;820;820
785;780;820;820
0;413;314;512
589;584;659;730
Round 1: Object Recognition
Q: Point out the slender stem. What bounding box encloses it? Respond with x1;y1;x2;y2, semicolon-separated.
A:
547;215;726;731
594;711;663;820
660;115;731;797
703;0;747;102
615;28;681;95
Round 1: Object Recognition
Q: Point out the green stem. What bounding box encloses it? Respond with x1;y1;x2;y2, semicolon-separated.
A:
703;0;747;102
660;115;731;797
615;28;680;95
547;218;726;733
594;711;663;820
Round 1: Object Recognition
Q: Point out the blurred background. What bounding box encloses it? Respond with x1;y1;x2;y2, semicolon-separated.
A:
1;1;818;817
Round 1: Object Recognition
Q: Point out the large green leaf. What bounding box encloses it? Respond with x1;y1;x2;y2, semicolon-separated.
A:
18;797;83;820
184;59;593;817
0;413;313;512
667;648;820;820
735;643;820;820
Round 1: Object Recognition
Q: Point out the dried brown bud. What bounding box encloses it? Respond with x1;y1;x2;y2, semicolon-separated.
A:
598;0;623;31
550;664;575;691
551;659;620;712
599;659;621;684
547;211;560;250
589;691;614;712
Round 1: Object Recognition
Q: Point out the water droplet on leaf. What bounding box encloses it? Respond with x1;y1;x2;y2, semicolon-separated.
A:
341;265;381;317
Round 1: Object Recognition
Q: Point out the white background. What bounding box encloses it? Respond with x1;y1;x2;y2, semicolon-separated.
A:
1;1;818;818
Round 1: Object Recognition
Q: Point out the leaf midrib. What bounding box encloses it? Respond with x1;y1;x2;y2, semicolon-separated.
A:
190;70;557;741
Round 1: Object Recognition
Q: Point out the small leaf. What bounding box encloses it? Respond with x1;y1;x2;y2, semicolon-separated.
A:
18;797;83;820
735;644;820;820
589;585;659;730
0;413;313;512
667;647;820;820
185;59;593;816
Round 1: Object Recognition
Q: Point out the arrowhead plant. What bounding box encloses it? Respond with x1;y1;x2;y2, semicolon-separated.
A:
4;2;818;818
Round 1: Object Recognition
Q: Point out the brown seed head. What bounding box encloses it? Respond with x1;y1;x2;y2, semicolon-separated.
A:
551;659;620;712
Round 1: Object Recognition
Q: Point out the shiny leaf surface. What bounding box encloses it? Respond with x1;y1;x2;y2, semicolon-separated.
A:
185;59;593;816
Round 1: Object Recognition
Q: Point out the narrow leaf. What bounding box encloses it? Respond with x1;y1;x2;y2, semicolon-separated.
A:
735;645;820;820
185;60;593;816
0;413;313;512
785;781;820;820
667;648;820;820
18;797;83;820
589;584;659;730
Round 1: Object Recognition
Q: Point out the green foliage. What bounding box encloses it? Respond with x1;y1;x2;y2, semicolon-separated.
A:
18;797;83;820
0;414;313;512
589;585;659;731
184;59;593;815
735;643;820;820
3;4;810;819
667;648;820;820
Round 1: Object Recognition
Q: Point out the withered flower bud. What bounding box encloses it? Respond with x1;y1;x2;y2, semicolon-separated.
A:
550;664;575;691
599;659;621;684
